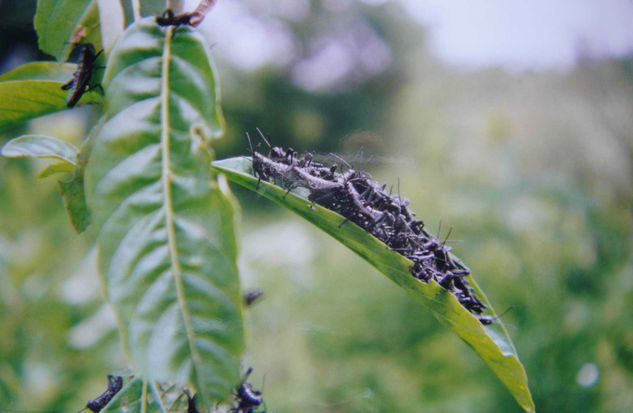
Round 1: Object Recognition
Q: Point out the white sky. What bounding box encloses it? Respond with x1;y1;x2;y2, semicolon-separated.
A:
189;0;633;74
399;0;633;71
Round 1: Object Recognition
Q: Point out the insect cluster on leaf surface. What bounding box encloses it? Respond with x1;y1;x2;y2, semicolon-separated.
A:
249;139;490;323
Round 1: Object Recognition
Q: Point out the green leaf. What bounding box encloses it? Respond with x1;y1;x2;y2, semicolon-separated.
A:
1;134;78;164
0;62;76;82
100;378;166;413
0;80;102;131
212;156;536;413
58;172;91;232
35;0;101;61
38;162;76;178
85;18;242;405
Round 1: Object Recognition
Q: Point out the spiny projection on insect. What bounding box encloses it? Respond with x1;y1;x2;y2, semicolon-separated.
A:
248;136;489;323
61;43;102;108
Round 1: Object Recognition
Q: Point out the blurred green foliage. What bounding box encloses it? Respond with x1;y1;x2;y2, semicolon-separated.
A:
1;1;632;412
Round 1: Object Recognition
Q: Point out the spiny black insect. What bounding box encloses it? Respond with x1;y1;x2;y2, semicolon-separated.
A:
61;43;102;108
231;368;265;413
84;375;123;413
250;144;491;323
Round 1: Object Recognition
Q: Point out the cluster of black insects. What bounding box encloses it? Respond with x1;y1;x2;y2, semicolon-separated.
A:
250;139;498;324
82;368;264;413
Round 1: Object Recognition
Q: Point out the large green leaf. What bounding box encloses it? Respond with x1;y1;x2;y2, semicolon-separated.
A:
85;18;242;407
0;62;76;82
212;156;536;413
35;0;101;61
0;80;102;131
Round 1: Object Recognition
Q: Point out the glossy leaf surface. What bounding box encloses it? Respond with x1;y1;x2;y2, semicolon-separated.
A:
213;156;535;413
1;134;78;164
0;62;76;82
0;79;102;131
35;0;101;61
85;18;242;406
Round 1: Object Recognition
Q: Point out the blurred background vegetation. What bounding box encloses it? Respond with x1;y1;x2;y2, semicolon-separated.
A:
1;0;632;412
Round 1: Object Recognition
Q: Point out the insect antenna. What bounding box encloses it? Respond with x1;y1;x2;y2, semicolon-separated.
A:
329;152;352;170
442;227;453;245
255;127;271;149
479;306;515;327
246;132;254;155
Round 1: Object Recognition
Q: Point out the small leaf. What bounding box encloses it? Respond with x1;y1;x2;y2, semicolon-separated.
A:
0;80;102;131
100;378;166;413
85;18;242;405
58;173;91;232
1;134;78;164
57;118;102;233
38;162;76;178
35;0;101;61
212;156;536;413
0;62;76;82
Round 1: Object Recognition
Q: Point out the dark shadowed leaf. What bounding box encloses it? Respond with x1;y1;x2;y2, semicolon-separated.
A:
85;18;241;407
212;156;536;413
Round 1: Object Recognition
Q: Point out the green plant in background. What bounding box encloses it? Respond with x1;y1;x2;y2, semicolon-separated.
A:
0;0;535;412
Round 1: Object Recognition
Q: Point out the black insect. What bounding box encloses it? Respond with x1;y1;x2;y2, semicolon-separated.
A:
186;392;201;413
61;43;102;108
156;9;196;26
244;289;265;307
248;141;494;322
232;368;265;413
84;375;123;413
156;1;218;27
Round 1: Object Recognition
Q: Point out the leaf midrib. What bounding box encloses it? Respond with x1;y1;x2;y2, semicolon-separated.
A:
159;26;206;395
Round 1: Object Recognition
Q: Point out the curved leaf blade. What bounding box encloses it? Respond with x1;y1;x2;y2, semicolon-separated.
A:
0;80;102;131
1;134;78;164
212;156;535;413
38;161;76;178
85;18;242;405
0;62;76;82
35;0;101;60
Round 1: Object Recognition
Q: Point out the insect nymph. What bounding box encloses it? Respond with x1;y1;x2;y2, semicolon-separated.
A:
61;43;101;108
250;143;491;323
83;375;123;413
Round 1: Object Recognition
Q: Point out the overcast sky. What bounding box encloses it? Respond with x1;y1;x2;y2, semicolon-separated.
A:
190;0;633;74
398;0;633;71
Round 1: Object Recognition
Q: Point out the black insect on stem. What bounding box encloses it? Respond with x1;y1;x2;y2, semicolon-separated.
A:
61;43;102;108
156;0;219;27
156;9;195;26
84;375;123;413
